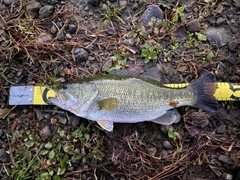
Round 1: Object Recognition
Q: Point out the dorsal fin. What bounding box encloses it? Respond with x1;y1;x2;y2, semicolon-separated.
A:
112;66;165;83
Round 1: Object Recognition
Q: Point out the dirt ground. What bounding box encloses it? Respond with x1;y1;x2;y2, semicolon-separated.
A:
0;0;240;179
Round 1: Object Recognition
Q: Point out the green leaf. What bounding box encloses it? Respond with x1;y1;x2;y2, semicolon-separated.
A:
153;27;159;35
40;150;49;155
206;51;214;59
60;154;69;168
63;143;74;154
168;130;174;139
48;150;55;159
140;30;148;36
57;167;66;175
25;140;34;148
177;6;185;13
141;49;149;57
116;16;125;24
144;58;150;64
84;133;90;141
49;170;54;176
172;13;179;23
151;51;158;59
195;32;207;41
44;142;52;149
110;56;117;61
53;175;61;180
80;124;86;131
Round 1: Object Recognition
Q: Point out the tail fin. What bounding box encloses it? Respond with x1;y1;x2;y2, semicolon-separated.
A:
188;73;218;112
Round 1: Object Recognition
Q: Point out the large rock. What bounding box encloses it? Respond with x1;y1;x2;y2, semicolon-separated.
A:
206;27;228;47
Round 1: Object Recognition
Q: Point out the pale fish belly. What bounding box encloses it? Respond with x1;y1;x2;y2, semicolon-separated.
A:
85;78;194;123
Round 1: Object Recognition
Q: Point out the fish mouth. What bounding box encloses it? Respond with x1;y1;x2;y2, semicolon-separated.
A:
48;91;65;106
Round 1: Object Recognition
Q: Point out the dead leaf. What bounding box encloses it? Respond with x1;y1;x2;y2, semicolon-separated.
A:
11;118;20;131
0;108;12;119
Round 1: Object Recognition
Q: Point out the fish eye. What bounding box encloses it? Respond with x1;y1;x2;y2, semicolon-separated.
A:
62;84;68;90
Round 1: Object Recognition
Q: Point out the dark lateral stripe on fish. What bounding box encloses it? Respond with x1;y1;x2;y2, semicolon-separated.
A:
188;73;218;112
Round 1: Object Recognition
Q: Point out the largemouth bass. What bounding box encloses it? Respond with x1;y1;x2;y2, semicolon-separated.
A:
49;72;218;131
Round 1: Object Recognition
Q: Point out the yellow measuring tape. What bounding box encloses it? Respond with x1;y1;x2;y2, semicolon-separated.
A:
33;86;55;105
32;82;240;105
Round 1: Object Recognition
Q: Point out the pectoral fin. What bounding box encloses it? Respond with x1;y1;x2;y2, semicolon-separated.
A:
151;109;181;125
98;98;119;111
97;120;113;132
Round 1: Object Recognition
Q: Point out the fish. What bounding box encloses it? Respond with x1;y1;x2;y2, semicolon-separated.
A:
48;70;218;132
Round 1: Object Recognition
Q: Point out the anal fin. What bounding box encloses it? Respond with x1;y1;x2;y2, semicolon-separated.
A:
151;109;181;125
97;120;114;132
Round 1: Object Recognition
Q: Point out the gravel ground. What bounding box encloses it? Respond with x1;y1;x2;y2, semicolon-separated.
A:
0;0;240;179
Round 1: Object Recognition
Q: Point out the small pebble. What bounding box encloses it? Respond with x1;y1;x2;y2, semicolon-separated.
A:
216;17;225;25
84;5;89;11
65;33;72;39
50;117;57;124
0;129;3;138
141;5;164;30
26;1;42;18
39;126;51;141
228;40;238;51
216;124;226;134
162;140;173;150
122;39;134;46
102;3;107;10
222;173;233;180
185;6;192;13
218;155;233;165
57;32;65;41
186;19;200;32
16;71;22;77
132;3;139;11
88;0;100;6
37;33;53;43
68;24;77;33
160;125;174;134
119;0;127;7
148;147;156;157
56;115;67;124
230;27;237;34
50;25;57;34
74;48;89;62
35;110;43;121
0;93;6;102
3;0;13;6
162;149;168;157
70;115;80;128
44;113;51;119
0;148;10;163
26;112;34;120
39;5;54;19
88;56;95;61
